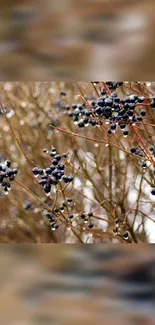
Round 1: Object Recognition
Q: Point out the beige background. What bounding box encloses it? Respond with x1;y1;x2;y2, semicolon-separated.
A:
0;245;155;325
0;0;155;79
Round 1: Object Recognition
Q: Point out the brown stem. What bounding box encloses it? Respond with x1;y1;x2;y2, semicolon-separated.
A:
130;123;155;168
0;102;36;167
102;82;111;94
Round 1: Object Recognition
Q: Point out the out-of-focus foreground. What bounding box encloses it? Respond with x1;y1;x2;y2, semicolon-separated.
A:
0;245;155;325
0;81;155;243
0;0;155;79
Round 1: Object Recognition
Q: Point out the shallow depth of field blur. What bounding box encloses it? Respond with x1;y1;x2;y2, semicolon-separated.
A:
0;81;155;243
0;245;155;325
1;0;155;79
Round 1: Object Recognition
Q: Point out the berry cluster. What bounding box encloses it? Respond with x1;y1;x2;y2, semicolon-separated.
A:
32;147;73;196
130;145;155;169
101;81;123;93
43;197;73;231
93;82;123;93
43;197;95;232
129;144;155;195
113;217;130;241
45;211;59;231
55;82;154;137
148;145;155;157
0;160;18;195
79;212;94;228
147;147;155;196
130;146;144;155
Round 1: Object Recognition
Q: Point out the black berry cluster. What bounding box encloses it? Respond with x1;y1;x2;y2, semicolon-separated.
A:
45;211;59;231
148;145;155;157
32;147;73;197
55;82;154;136
93;82;123;94
79;212;94;228
102;81;123;92
130;144;155;158
129;146;146;158
43;197;73;231
148;146;155;195
43;197;95;232
0;160;18;195
129;144;155;195
130;144;155;169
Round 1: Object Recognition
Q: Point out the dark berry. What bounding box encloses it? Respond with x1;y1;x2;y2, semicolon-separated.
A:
138;96;145;103
123;130;129;137
32;167;39;175
119;123;126;130
88;223;94;229
151;188;155;196
110;123;116;130
142;161;147;168
140;110;146;116
43;148;48;153
57;164;64;170
130;146;136;153
68;214;74;219
60;91;66;96
52;159;58;166
6;160;11;167
67;198;72;203
62;175;73;183
123;231;129;240
54;154;61;161
45;168;52;175
78;121;85;128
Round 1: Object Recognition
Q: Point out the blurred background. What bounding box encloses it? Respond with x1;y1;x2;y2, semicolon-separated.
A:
0;245;155;325
0;0;155;79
